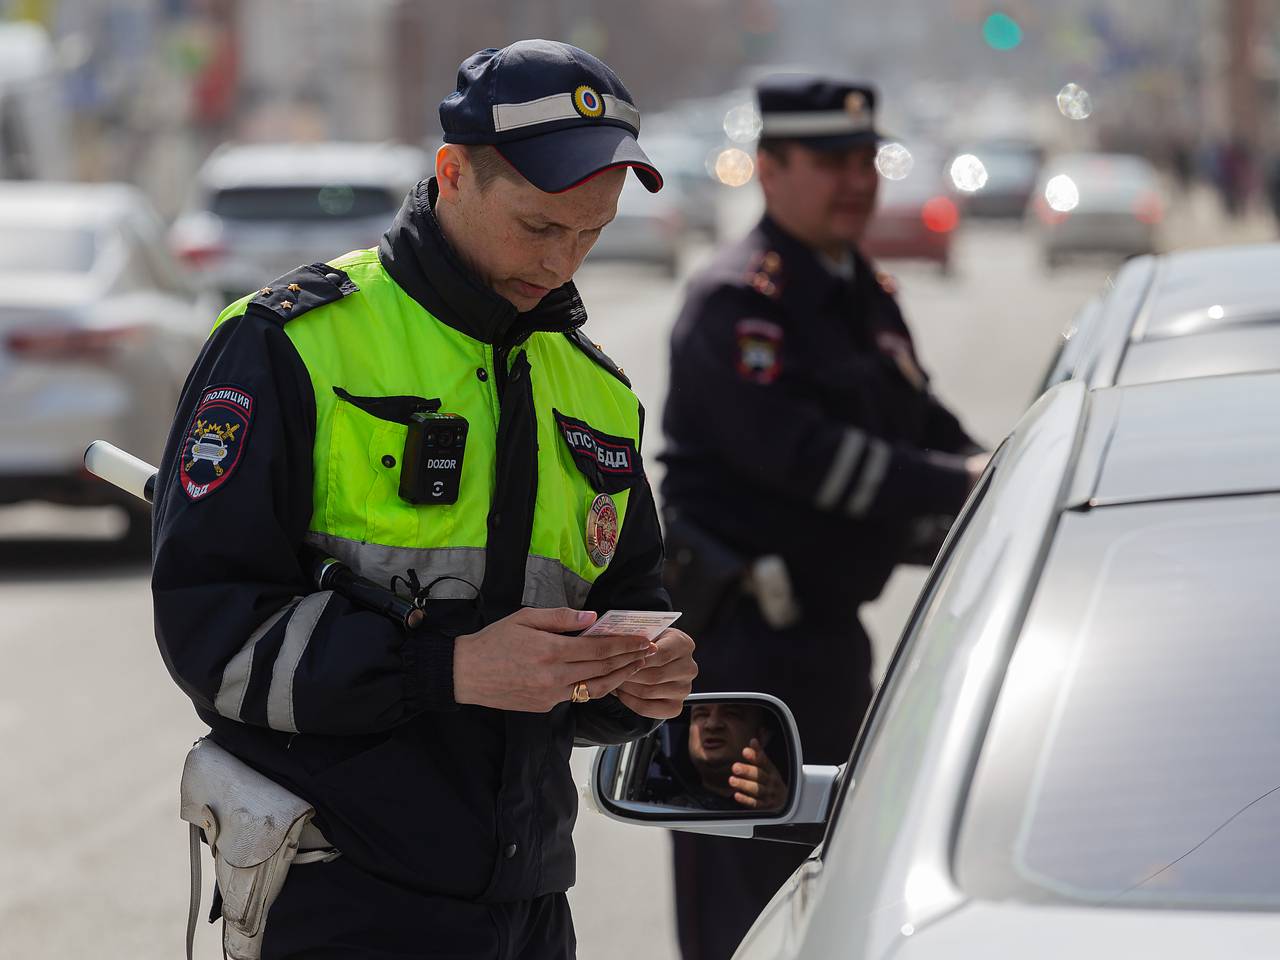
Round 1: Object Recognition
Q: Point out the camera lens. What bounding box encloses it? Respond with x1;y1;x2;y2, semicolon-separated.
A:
437;432;453;448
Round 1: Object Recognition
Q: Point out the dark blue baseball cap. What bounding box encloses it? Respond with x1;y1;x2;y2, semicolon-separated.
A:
441;40;663;194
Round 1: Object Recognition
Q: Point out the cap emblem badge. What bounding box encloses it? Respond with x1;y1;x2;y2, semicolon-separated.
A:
573;84;605;119
844;91;868;118
585;493;619;566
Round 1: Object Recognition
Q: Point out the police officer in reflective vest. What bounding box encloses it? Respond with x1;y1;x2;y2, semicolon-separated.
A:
661;75;987;960
151;39;696;959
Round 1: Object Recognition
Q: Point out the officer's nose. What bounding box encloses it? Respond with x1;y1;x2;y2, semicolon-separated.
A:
541;236;587;286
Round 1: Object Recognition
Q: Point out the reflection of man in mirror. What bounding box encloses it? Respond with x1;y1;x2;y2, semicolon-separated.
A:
676;703;788;812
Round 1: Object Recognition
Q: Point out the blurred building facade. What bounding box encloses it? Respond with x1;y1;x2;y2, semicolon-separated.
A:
5;0;1280;216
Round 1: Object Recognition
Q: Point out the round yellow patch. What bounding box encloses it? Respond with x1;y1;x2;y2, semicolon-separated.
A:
573;85;605;119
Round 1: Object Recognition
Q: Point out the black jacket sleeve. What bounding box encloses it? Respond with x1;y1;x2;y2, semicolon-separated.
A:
573;417;670;746
670;284;971;522
151;311;459;737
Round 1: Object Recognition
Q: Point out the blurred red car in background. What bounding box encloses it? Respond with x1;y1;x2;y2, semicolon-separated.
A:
862;150;960;275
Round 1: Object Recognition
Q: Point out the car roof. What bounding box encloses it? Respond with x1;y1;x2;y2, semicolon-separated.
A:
1137;243;1280;340
1067;371;1280;508
198;141;429;189
0;181;149;227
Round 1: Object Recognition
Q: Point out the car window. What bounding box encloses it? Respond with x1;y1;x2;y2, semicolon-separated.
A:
209;185;399;221
818;443;1005;849
0;224;97;273
107;228;158;294
125;219;190;296
957;494;1280;909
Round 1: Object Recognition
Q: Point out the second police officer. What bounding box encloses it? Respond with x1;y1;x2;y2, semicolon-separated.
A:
661;75;989;960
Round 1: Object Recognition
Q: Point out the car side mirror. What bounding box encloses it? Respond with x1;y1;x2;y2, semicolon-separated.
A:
589;693;842;844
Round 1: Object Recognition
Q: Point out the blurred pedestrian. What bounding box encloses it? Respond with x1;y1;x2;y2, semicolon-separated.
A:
660;74;986;960
151;39;695;959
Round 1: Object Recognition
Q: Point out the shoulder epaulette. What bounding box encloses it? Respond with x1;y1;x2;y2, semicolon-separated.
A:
743;248;784;300
564;328;631;388
244;262;359;324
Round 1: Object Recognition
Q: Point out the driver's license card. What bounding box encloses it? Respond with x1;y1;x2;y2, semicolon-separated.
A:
580;610;682;641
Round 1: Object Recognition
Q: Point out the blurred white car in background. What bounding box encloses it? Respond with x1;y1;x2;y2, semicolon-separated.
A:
639;131;729;238
171;141;428;302
1033;152;1164;269
954;137;1043;219
0;182;210;545
586;175;686;276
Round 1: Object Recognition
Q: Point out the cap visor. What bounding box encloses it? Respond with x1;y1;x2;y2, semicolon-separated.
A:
497;124;664;193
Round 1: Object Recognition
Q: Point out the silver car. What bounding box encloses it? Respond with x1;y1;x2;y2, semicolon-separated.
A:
1045;243;1280;390
584;175;685;276
1034;152;1163;268
594;369;1280;957
171;141;428;302
0;182;209;544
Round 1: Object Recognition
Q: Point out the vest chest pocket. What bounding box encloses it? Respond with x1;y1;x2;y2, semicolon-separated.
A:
327;387;440;544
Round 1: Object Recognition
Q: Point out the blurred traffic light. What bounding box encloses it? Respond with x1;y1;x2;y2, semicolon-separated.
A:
982;12;1023;51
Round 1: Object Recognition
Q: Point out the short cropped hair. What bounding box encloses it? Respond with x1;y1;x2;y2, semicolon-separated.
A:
466;144;524;190
757;139;795;165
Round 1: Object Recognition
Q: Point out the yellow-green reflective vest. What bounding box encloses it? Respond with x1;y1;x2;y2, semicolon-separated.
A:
214;248;642;608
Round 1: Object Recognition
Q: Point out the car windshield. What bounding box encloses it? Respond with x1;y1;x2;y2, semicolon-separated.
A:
958;494;1280;910
0;224;98;273
210;185;399;221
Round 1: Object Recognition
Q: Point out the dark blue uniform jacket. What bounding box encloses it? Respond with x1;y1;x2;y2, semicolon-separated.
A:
661;215;980;628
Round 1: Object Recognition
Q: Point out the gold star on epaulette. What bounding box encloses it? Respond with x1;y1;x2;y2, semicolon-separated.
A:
259;287;272;296
750;272;779;298
280;300;294;310
287;283;301;293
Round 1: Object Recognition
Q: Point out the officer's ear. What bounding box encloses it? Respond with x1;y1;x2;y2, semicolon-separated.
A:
435;144;468;201
755;141;791;196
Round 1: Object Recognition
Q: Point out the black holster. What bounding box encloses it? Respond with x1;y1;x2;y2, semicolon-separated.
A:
661;509;748;636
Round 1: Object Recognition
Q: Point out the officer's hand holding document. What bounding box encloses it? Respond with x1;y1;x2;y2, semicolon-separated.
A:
453;607;693;719
588;611;695;719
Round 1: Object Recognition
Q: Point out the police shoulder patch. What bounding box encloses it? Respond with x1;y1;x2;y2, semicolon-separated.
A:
245;263;359;325
178;384;254;501
735;317;784;384
564;329;631;388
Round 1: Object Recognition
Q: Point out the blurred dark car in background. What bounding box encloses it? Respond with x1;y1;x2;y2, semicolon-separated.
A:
170;141;428;303
1042;243;1280;392
862;150;960;274
1033;152;1163;269
0;182;209;545
956;137;1043;218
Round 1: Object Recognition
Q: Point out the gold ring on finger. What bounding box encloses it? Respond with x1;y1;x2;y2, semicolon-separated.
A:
570;680;591;703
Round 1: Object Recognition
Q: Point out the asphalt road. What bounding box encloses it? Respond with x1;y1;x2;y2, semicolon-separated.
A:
0;185;1259;958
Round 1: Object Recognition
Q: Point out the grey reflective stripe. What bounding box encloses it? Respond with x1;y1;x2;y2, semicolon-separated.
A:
815;429;867;509
266;591;334;733
305;533;594;609
214;598;300;721
491;92;641;134
760;110;873;136
847;439;892;517
524;554;593;609
305;534;485;599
